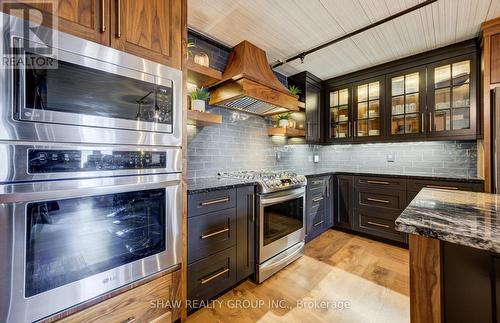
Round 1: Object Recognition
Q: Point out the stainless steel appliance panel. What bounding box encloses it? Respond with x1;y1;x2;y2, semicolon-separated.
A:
0;13;182;146
1;173;181;323
0;142;182;183
258;187;305;263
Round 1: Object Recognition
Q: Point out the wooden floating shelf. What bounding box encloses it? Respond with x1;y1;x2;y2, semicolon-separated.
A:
187;110;222;126
187;60;222;87
267;127;306;137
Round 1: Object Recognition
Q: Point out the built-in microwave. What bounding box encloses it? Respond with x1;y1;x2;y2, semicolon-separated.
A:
0;12;182;147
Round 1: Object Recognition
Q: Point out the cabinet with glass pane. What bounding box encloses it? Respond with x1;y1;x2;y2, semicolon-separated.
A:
329;86;353;142
386;67;426;139
353;77;384;141
427;54;477;138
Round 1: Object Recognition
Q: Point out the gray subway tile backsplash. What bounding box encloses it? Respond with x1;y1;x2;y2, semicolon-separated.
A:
187;107;478;180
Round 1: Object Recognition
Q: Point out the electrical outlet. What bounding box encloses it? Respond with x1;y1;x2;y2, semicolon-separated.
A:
313;155;320;163
386;153;395;162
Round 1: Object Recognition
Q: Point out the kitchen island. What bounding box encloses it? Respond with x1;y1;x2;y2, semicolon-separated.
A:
396;188;500;323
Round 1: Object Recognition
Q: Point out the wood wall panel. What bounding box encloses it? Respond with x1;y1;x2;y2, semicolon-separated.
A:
491;34;500;84
409;234;442;323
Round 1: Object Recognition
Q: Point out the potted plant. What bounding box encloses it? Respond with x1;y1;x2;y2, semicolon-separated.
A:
275;113;289;128
288;85;302;98
189;87;210;112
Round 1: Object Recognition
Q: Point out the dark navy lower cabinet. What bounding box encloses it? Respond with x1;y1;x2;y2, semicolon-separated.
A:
305;175;333;242
187;185;256;312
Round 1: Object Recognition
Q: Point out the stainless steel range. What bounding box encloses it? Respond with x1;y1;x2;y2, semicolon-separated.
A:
219;170;307;282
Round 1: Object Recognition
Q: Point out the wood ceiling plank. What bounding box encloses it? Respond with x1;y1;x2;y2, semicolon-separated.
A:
188;0;500;79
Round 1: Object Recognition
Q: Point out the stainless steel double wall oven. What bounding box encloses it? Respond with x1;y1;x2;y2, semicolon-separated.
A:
0;13;183;323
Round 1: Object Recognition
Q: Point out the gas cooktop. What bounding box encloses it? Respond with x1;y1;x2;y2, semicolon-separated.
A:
218;170;307;193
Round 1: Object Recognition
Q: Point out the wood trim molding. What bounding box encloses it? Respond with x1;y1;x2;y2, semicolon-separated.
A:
180;0;188;320
409;234;442;323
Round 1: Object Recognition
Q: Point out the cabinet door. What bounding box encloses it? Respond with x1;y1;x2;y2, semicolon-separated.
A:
353;76;384;141
427;54;477;139
334;175;353;229
328;85;353;142
236;186;255;281
3;0;110;45
305;82;322;143
386;66;426;139
111;0;182;69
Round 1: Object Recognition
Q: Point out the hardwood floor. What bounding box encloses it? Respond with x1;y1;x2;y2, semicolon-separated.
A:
187;229;409;323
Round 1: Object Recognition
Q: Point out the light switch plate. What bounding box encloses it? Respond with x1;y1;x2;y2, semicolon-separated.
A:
313;155;320;163
386;153;395;162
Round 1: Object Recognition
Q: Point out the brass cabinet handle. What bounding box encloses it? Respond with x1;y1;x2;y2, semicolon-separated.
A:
200;268;229;285
420;112;424;133
366;180;390;185
100;0;106;32
200;227;229;239
313;220;324;227
311;180;323;185
425;185;459;190
200;197;229;206
367;221;390;229
116;0;121;38
312;196;324;202
120;317;136;323
348;121;351;137
429;111;432;131
354;120;358;136
367;197;390;204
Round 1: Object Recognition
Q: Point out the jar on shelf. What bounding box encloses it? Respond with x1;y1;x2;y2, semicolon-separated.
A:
194;52;210;67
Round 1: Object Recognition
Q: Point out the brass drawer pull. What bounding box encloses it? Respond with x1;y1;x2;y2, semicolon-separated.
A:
425;185;459;190
367;221;390;229
200;197;229;206
311;180;323;185
312;196;324;202
201;227;229;239
120;317;136;323
366;180;390;185
200;268;229;285
367;197;390;204
313;220;324;227
100;0;106;32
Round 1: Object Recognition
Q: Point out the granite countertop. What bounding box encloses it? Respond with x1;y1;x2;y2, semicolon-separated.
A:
187;177;257;194
187;170;484;194
395;188;500;253
299;168;484;182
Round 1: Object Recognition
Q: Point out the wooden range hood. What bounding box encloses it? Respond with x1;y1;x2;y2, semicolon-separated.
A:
209;41;299;116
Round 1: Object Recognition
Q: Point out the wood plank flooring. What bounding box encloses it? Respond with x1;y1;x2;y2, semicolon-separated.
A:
187;229;410;323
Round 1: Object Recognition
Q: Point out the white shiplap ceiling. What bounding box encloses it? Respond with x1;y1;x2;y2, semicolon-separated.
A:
188;0;500;80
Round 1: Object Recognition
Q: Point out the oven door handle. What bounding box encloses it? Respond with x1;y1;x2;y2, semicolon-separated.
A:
0;174;181;203
260;189;305;206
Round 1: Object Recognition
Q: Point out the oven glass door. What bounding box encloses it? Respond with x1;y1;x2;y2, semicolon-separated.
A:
25;188;166;297
263;196;304;246
19;49;173;133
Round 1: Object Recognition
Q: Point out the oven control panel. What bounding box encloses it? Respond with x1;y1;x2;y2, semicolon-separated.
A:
28;149;167;173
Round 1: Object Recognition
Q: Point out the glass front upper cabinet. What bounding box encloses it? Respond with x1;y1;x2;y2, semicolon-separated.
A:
353;77;384;139
428;55;476;136
329;86;352;140
387;67;425;137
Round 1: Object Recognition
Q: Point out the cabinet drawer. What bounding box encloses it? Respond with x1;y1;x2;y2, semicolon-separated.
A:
307;176;330;191
188;189;236;217
188;247;237;305
355;176;406;191
407;179;483;192
308;192;327;211
188;208;236;263
354;188;406;211
58;271;178;323
354;209;406;243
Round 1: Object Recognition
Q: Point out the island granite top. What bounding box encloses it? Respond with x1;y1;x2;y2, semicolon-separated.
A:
395;188;500;253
